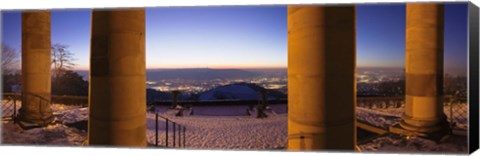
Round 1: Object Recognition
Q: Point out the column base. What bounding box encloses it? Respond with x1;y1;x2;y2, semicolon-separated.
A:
389;122;451;142
85;139;149;147
83;139;89;146
15;115;55;130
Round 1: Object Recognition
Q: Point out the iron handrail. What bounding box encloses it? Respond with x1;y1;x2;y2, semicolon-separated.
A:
155;113;187;148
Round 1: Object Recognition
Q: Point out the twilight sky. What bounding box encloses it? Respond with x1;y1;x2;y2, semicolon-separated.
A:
1;3;468;75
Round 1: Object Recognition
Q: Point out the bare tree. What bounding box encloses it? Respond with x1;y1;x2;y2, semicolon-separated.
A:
1;43;20;75
51;43;76;78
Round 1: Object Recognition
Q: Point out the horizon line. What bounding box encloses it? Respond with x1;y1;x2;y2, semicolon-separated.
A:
73;66;289;70
72;66;408;71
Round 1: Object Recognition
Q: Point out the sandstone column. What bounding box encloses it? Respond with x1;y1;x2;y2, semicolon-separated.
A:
17;11;55;126
287;6;356;150
398;4;449;137
88;9;147;146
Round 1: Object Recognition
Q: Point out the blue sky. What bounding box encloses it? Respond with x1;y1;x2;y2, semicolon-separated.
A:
145;6;287;69
356;4;406;68
356;3;468;75
1;3;469;75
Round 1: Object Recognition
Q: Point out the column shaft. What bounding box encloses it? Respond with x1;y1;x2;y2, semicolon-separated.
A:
287;6;356;150
400;4;449;134
88;9;147;146
18;11;54;126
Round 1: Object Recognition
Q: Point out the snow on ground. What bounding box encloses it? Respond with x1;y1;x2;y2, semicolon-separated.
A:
3;102;288;150
356;105;468;153
2;100;88;124
146;104;287;149
356;107;402;129
2;100;84;118
356;103;468;130
53;107;88;124
2;100;88;145
1;100;468;153
50;103;85;112
1;120;86;145
358;134;468;153
146;112;287;150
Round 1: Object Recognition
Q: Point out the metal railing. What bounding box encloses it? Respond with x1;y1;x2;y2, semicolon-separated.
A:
1;94;19;120
357;96;404;109
356;96;468;131
2;93;88;123
444;96;468;130
3;93;88;106
154;113;187;148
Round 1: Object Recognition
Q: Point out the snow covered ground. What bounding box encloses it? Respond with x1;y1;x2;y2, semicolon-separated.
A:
2;102;288;150
356;105;468;153
1;101;88;145
2;100;85;119
358;134;468;154
356;103;468;130
146;110;287;149
356;107;402;129
148;104;288;149
1;100;468;153
1;121;86;145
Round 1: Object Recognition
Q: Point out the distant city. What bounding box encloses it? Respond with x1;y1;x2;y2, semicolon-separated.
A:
74;67;467;98
77;68;288;94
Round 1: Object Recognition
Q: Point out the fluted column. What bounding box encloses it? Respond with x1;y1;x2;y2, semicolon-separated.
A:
17;11;55;126
399;4;449;136
88;9;147;146
287;6;356;150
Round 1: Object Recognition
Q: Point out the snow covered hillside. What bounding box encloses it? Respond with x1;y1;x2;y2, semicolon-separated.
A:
198;83;286;101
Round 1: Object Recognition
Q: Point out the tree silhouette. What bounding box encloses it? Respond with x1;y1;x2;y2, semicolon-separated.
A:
51;43;76;79
2;44;21;92
1;43;19;75
50;43;88;96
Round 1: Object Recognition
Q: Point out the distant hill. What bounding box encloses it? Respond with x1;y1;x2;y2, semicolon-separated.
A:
197;82;287;101
146;89;197;103
146;68;260;81
146;88;172;102
146;82;287;102
242;68;287;77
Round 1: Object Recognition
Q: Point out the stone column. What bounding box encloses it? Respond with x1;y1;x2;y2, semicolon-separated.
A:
287;6;356;150
88;9;147;146
17;11;55;126
397;4;449;137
